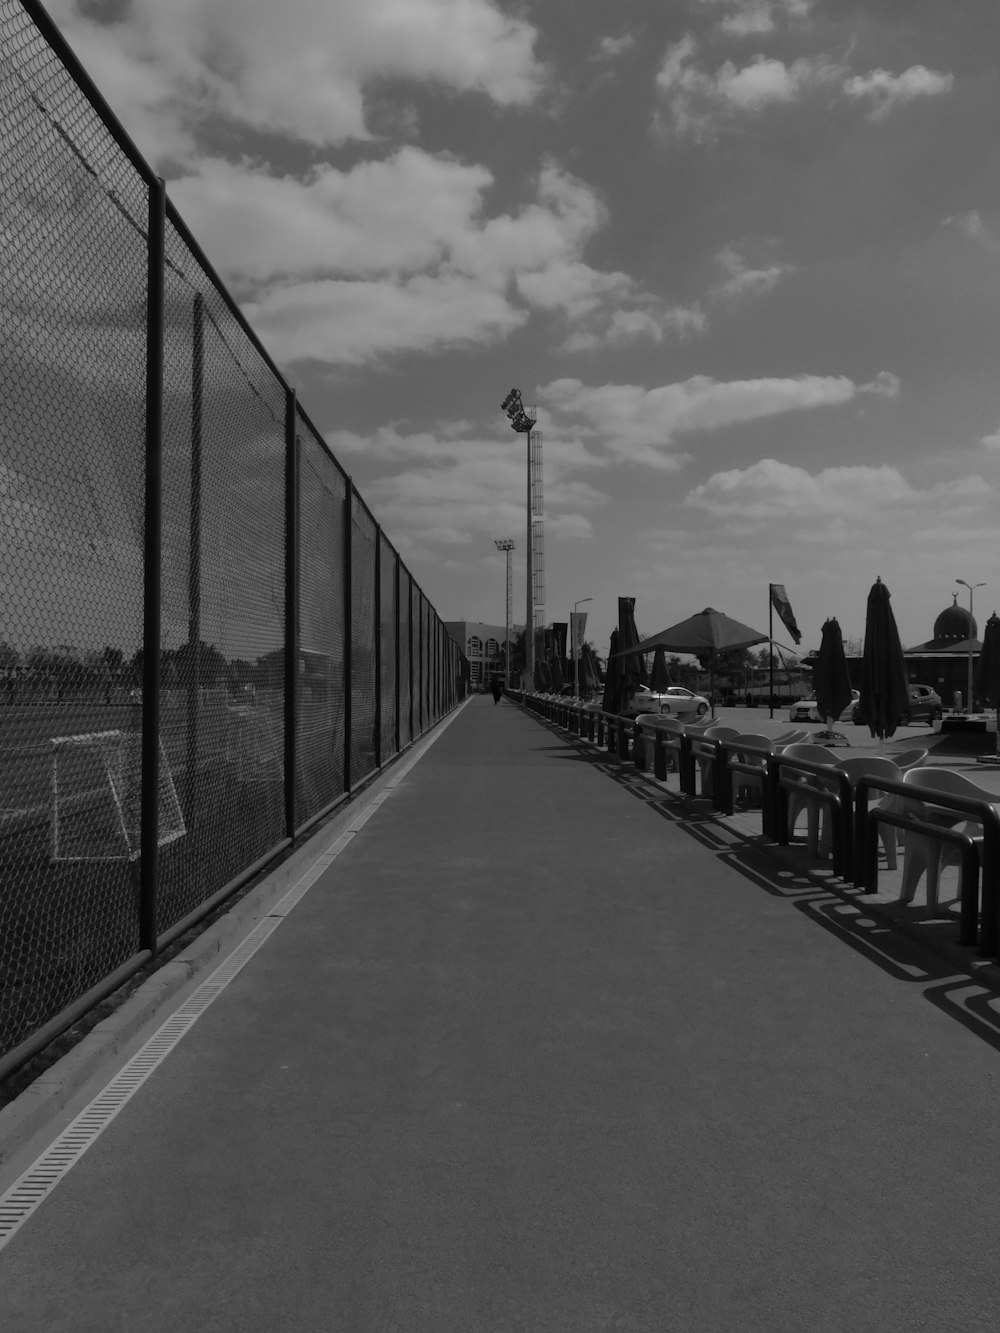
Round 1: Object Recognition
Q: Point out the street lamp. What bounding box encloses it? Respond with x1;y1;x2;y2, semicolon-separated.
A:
956;578;985;712
572;597;592;698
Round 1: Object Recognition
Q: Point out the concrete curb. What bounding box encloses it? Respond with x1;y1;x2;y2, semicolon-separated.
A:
0;717;458;1165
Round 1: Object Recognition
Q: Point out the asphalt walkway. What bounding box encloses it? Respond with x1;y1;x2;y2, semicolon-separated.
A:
3;696;1000;1331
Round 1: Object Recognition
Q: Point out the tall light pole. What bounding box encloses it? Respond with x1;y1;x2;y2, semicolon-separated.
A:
956;578;985;712
500;389;541;689
572;597;592;698
494;538;515;687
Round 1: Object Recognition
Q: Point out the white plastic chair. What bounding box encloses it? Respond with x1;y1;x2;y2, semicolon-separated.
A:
873;748;929;856
689;726;740;799
635;713;685;772
898;768;999;914
816;755;902;864
778;743;841;852
726;733;775;807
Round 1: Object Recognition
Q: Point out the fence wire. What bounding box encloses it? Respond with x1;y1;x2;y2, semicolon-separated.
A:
0;0;462;1072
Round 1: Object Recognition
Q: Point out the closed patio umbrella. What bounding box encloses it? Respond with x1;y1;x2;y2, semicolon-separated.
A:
974;611;1000;761
579;642;600;695
650;644;671;694
601;629;622;713
618;597;648;694
857;577;909;746
813;617;853;746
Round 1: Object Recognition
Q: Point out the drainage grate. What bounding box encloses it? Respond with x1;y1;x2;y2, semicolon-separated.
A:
0;704;461;1250
0;917;281;1249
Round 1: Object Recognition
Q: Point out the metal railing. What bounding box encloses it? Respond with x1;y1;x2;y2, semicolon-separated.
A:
0;1;461;1076
517;693;1000;961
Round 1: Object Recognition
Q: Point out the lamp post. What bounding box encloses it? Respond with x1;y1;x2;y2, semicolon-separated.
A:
494;538;514;687
572;597;592;698
956;578;985;712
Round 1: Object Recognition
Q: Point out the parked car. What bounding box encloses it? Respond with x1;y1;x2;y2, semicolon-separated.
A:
851;683;942;726
788;689;860;723
622;684;711;719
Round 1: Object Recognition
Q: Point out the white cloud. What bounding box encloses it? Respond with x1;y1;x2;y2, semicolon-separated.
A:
170;155;690;365
539;372;891;468
843;65;954;119
170;150;495;284
44;0;544;162
655;37;842;139
712;243;794;301
860;371;902;399
696;0;813;36
656;40;951;140
595;34;636;61
243;272;523;367
943;210;1000;251
982;425;1000;450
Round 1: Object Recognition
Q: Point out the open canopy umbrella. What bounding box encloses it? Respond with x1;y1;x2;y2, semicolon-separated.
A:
974;611;1000;759
618;607;769;658
649;644;671;693
858;577;910;744
813;617;853;742
612;606;768;715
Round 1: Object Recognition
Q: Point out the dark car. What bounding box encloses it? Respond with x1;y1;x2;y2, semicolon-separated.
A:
852;683;942;726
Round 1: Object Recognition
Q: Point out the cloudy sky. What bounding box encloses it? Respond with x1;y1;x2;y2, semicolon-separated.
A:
42;0;1000;657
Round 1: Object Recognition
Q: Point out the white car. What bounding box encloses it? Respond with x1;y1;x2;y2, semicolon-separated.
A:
788;689;860;723
624;685;711;719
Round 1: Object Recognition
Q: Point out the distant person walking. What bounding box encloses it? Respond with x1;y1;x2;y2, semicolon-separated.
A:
491;675;503;705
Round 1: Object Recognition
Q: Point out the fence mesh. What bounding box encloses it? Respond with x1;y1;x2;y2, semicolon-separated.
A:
0;1;461;1071
0;5;147;1052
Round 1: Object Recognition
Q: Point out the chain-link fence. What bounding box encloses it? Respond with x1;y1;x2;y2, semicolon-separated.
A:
0;1;462;1075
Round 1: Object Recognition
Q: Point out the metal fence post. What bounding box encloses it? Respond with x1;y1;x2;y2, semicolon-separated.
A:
185;292;203;816
344;478;353;788
374;524;382;768
140;176;166;957
394;555;401;752
284;390;299;836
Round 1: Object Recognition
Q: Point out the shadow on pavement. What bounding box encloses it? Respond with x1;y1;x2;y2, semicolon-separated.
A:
526;709;1000;1058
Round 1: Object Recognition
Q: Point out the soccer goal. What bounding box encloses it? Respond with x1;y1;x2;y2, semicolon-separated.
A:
224;704;284;784
50;729;186;863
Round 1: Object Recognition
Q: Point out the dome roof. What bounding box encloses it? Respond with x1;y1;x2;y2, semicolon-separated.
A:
933;594;977;644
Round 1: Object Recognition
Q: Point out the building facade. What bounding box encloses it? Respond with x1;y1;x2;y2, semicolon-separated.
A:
444;621;522;691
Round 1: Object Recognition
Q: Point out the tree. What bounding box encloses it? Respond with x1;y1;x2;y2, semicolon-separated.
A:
0;642;19;672
173;638;227;687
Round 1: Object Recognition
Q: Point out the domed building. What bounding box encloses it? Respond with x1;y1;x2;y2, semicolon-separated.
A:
902;593;982;708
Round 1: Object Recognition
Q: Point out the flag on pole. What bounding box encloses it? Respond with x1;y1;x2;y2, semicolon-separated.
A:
769;583;802;644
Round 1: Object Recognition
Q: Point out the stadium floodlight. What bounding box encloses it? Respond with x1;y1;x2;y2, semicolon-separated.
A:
499;389;542;689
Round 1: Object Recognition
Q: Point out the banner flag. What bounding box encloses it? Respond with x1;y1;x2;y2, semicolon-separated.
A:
570;611;588;660
769;583;802;645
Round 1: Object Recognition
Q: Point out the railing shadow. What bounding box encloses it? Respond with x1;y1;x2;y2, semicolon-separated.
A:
522;701;1000;1056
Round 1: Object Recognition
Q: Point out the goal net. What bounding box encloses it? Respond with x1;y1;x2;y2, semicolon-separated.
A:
50;729;186;863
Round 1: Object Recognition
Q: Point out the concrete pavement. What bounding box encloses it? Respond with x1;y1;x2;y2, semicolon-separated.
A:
3;695;1000;1330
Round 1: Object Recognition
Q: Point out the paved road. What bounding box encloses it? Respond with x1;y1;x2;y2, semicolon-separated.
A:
3;696;1000;1331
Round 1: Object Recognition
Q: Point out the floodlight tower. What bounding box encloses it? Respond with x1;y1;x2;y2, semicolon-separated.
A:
494;538;515;686
500;389;544;687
